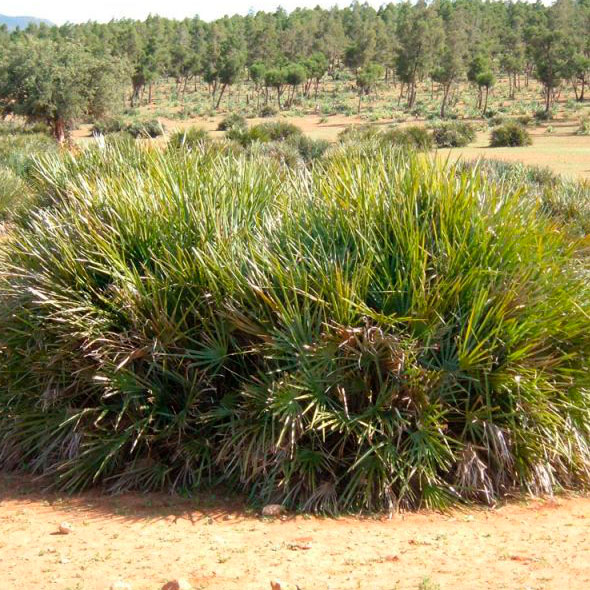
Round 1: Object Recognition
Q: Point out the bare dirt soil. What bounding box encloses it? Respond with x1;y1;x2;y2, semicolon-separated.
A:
1;473;589;590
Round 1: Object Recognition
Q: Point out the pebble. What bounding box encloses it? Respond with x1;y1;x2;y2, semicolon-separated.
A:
161;580;192;590
262;504;286;517
58;522;73;535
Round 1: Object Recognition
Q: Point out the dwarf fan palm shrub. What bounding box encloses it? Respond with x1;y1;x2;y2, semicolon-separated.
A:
1;141;590;512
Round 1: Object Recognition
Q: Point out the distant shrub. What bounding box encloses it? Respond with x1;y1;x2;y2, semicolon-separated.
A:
534;110;553;122
382;125;433;150
575;117;590;136
126;119;165;138
488;114;531;129
168;127;209;150
92;117;127;136
217;113;247;132
252;140;303;168
258;121;302;141
516;115;532;127
338;125;381;143
490;122;532;147
259;105;278;118
288;135;331;163
232;121;302;146
430;121;476;147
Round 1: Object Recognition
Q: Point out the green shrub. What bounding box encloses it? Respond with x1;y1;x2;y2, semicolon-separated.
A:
575;117;590;136
288;135;330;163
217;113;247;133
251;140;303;168
0;166;29;221
126;119;165;138
0;133;56;177
490;122;532;147
1;143;590;513
534;110;553;122
168;127;209;150
259;105;278;118
460;159;590;238
430;121;476;147
231;121;302;146
91;117;127;136
382;125;433;150
338;125;381;143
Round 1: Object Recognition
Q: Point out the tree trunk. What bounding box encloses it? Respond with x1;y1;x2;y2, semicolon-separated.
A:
215;84;227;110
53;117;67;144
482;87;489;115
440;85;450;118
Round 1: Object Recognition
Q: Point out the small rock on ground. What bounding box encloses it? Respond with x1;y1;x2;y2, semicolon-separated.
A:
110;581;132;590
58;522;73;535
262;504;286;517
162;580;192;590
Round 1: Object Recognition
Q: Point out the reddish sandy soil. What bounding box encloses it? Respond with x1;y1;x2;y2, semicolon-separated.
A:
1;473;589;590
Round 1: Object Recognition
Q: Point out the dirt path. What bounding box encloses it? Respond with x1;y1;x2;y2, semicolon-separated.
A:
0;474;589;590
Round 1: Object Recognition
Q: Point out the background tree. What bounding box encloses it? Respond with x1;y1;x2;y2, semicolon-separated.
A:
0;38;126;141
431;44;463;118
476;71;496;115
527;26;571;112
264;68;287;110
355;62;383;113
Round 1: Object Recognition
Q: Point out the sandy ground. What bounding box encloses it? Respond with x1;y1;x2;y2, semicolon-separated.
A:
443;122;590;181
1;473;589;590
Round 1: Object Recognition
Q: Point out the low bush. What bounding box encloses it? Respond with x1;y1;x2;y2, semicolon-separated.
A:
460;158;590;237
230;121;302;146
575;117;590;136
2;143;589;512
338;125;381;143
217;113;247;133
126;119;165;138
259;105;278;118
534;110;553;122
382;125;433;150
289;135;331;163
91;117;127;136
490;122;532;147
430;121;476;147
0;166;29;221
168;127;209;150
0;132;56;220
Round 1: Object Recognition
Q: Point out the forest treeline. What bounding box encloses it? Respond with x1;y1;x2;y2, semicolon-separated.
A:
0;0;589;140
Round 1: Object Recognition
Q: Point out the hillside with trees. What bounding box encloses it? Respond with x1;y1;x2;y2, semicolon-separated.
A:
0;14;53;31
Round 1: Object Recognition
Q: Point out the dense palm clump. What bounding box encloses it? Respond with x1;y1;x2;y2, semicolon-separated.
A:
1;141;590;512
